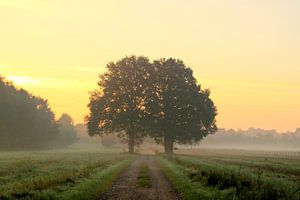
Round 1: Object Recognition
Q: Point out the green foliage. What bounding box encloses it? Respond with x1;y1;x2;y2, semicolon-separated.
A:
57;159;132;200
159;155;300;200
86;56;153;153
147;58;217;153
0;76;59;150
158;156;234;200
0;151;135;199
137;161;151;188
86;56;218;154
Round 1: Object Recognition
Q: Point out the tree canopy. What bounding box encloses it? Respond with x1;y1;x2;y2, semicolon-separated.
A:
86;56;217;154
55;114;78;147
0;76;59;150
86;56;153;153
148;58;217;153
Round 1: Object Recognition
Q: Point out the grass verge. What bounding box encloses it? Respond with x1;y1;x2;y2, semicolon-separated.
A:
158;156;237;200
0;153;135;200
158;155;300;200
57;158;133;200
137;161;151;188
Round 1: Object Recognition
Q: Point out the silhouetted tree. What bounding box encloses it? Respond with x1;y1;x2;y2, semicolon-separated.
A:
86;56;153;153
86;57;217;154
56;114;78;147
0;76;59;150
147;58;217;154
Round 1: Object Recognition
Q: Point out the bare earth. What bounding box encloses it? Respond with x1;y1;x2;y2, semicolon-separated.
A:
98;156;182;200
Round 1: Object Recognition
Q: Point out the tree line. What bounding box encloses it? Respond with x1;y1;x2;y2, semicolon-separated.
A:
0;76;77;150
86;56;217;154
200;128;300;150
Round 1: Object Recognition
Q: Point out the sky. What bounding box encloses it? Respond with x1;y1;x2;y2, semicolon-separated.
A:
1;0;300;132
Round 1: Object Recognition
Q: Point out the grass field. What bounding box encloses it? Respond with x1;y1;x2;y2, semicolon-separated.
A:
1;149;299;200
158;149;300;200
0;150;136;200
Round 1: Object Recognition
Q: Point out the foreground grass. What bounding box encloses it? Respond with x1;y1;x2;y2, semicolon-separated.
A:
177;149;300;181
158;154;300;200
137;161;151;188
158;156;234;200
57;159;132;200
0;151;135;200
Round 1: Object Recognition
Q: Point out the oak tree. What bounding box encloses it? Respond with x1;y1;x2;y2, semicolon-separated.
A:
86;56;153;153
147;58;217;154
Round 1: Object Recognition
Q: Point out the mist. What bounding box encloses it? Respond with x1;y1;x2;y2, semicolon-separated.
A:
68;124;300;152
188;128;300;151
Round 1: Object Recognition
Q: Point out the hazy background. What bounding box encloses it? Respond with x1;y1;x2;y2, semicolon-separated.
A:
73;124;300;151
1;0;300;132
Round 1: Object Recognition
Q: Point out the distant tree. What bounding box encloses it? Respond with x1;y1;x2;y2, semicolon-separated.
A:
86;56;153;153
0;76;59;150
201;128;300;149
75;123;89;140
56;114;78;147
147;58;217;154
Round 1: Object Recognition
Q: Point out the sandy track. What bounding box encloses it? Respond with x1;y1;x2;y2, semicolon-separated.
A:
98;156;182;200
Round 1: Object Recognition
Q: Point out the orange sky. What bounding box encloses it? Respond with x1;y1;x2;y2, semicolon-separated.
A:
1;0;300;132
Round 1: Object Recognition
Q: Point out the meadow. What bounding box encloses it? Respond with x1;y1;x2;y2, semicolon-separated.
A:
1;149;299;200
0;150;135;200
158;149;300;200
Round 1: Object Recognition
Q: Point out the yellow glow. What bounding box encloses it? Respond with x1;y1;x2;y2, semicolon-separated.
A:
1;1;300;132
7;75;41;86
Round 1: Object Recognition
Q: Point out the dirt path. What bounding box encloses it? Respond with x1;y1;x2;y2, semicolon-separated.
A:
98;156;182;200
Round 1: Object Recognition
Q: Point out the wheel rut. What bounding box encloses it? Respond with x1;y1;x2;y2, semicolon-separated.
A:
98;156;182;200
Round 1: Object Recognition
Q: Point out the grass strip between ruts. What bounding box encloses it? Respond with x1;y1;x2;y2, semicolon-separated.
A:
137;161;152;188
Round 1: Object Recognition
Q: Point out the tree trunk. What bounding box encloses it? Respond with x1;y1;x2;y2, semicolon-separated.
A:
168;140;174;154
164;136;174;155
128;132;135;153
164;137;168;153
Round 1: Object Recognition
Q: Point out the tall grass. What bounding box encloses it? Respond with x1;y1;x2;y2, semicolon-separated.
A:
158;155;300;200
0;151;135;200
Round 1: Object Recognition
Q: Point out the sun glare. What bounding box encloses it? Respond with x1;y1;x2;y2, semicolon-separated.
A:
6;75;40;86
